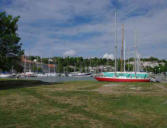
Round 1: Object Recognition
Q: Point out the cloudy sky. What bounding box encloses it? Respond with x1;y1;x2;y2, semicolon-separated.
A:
1;0;167;59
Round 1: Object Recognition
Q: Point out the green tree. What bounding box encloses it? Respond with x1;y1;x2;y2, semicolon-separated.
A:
57;61;63;73
0;12;23;72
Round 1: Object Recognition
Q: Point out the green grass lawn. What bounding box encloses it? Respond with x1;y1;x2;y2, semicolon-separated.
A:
0;79;167;128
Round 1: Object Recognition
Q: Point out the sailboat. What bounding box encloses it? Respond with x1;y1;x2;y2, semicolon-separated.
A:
95;71;150;82
95;11;150;82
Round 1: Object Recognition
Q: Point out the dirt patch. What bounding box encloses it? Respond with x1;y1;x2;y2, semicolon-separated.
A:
89;119;103;128
50;113;103;128
93;83;167;96
154;84;167;91
55;96;84;106
65;114;103;128
94;84;123;94
4;124;30;128
103;84;121;87
0;94;24;107
115;110;163;127
39;106;67;116
95;86;114;94
0;94;40;110
43;94;85;107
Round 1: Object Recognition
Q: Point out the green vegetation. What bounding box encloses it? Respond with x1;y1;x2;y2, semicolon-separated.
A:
28;56;167;73
0;12;24;72
29;56;114;73
1;79;167;127
141;56;159;62
144;62;167;74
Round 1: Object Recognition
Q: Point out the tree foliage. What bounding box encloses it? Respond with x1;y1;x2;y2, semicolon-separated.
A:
0;12;24;72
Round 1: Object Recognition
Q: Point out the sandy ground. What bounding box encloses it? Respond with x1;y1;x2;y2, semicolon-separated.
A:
94;82;167;95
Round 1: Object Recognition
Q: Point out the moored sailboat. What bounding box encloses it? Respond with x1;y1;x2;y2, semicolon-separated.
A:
95;11;150;82
95;72;150;82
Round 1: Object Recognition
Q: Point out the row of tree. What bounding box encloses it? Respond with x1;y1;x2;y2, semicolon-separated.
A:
28;56;114;73
28;56;167;73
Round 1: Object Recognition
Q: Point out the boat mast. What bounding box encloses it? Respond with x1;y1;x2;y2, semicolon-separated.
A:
120;24;124;72
134;30;137;76
41;56;42;73
48;57;50;74
36;58;38;73
29;50;31;72
127;47;130;71
114;10;118;72
135;31;140;72
124;39;126;72
24;55;26;73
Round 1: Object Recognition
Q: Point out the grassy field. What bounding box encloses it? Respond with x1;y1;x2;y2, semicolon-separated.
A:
0;79;167;128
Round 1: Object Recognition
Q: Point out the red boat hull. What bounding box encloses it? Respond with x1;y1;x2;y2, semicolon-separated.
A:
95;77;150;82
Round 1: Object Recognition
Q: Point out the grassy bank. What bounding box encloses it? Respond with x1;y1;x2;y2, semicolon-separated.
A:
0;79;167;127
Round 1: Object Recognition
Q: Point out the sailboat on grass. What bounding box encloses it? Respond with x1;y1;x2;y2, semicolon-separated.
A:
95;12;150;82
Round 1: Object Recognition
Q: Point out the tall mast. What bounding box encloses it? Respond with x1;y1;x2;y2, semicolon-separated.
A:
48;57;50;74
120;24;124;72
127;47;130;71
114;10;118;72
134;30;137;75
36;58;38;73
135;31;140;72
124;39;126;72
24;55;26;73
41;56;42;73
29;50;31;72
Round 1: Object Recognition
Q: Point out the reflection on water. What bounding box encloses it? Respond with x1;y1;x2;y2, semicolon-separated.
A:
24;76;95;82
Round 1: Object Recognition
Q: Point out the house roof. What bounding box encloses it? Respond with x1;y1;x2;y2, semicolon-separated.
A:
48;64;56;68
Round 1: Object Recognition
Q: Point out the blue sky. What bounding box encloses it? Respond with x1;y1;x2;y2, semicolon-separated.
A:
1;0;167;59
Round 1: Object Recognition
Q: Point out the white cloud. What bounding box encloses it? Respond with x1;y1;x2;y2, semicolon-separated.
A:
63;50;76;56
103;53;114;60
1;0;167;59
3;0;110;22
